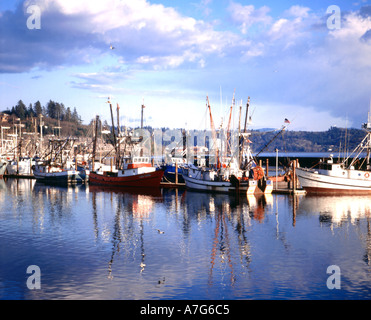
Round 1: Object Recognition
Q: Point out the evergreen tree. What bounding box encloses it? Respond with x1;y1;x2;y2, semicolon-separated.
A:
15;100;27;119
34;101;42;116
72;107;81;124
64;107;72;122
28;103;35;117
46;100;57;119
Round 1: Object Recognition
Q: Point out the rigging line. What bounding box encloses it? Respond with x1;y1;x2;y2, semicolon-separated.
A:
247;124;289;167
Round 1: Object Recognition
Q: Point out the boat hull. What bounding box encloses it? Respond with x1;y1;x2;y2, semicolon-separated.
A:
6;159;34;176
161;165;185;183
182;174;257;194
33;170;85;184
296;167;371;194
89;170;164;187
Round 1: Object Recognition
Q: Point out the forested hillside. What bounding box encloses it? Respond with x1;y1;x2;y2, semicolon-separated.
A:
250;126;366;153
1;100;367;152
1;99;88;137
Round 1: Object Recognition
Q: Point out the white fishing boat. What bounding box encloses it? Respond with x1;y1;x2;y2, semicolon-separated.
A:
296;112;371;194
182;163;258;194
6;158;35;176
182;96;266;194
32;161;86;184
32;139;88;184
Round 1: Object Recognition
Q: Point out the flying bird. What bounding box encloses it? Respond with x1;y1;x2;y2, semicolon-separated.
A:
110;44;115;50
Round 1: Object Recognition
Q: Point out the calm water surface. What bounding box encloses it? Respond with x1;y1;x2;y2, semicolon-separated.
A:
0;178;370;300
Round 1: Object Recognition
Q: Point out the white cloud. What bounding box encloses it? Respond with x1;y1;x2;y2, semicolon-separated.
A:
228;1;272;34
17;0;246;71
267;5;319;47
284;5;311;19
3;1;371;130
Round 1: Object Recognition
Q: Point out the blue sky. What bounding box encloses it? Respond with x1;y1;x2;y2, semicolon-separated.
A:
1;0;371;131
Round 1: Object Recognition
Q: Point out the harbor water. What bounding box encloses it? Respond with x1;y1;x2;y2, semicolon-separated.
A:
0;178;370;300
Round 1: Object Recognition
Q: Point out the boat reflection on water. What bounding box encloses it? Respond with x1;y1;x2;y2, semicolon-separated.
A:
86;184;276;288
1;176;370;299
298;195;371;226
88;184;165;280
298;195;371;266
181;191;275;286
2;178;36;193
88;184;163;198
182;191;273;223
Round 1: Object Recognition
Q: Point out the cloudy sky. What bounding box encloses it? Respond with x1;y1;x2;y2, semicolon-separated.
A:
1;0;371;131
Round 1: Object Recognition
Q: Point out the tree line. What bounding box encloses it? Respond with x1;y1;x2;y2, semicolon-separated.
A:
1;101;367;152
4;99;82;124
250;126;366;153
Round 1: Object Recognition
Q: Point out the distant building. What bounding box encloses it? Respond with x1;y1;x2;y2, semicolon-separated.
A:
0;113;9;123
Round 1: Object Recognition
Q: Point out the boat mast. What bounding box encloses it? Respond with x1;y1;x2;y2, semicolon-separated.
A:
140;100;145;157
117;103;121;168
243;96;250;133
226;92;235;156
239;97;250;169
207;96;220;168
109;98;119;168
141;99;145;129
92;115;99;172
365;103;371;170
238;101;242;167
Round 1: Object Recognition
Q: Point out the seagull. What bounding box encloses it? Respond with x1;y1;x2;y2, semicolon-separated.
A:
156;277;166;287
157;229;165;234
140;262;146;273
110;44;115;50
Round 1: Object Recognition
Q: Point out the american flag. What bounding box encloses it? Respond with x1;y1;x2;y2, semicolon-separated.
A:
284;118;290;124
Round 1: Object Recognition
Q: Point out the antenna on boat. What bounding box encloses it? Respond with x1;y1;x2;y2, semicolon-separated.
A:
363;99;371;132
141;98;145;129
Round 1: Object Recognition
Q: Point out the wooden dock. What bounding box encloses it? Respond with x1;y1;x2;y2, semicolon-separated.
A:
273;188;306;195
160;181;186;189
270;179;307;195
4;174;34;179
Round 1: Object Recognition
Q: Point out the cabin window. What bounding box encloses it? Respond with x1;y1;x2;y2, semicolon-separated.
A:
319;163;332;170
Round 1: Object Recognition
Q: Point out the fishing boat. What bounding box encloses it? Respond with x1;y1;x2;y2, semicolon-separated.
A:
182;162;258;194
182;96;263;194
31;137;89;184
160;157;186;184
32;160;86;184
6;157;35;177
88;102;164;188
89;156;164;187
296;112;371;194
